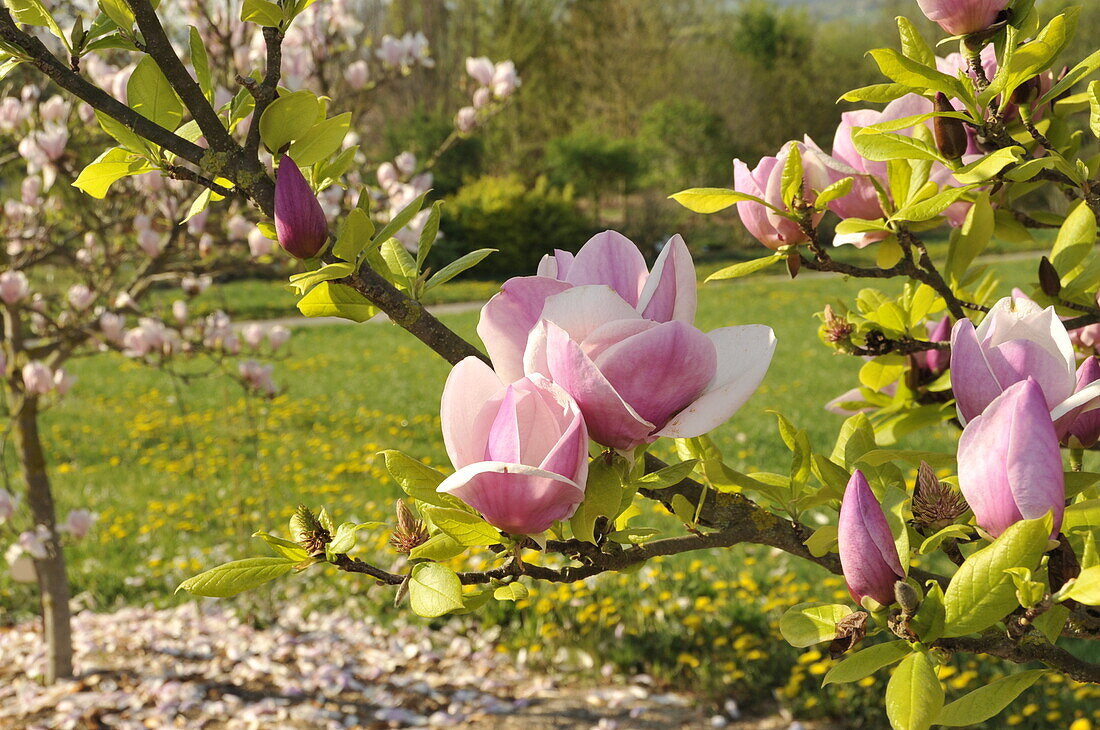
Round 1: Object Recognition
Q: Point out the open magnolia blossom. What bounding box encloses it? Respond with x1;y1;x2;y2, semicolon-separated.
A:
479;230;697;382
957;378;1065;538
523;285;776;449
437;357;589;535
950;296;1100;433
732;140;831;249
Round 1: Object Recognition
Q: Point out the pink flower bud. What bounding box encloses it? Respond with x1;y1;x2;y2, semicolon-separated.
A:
732;140;830;250
227;214;252;241
491;60;520;99
138;229;163;257
172;300;189;325
838;470;905;606
395;151;417;176
248;228;276;258
916;0;1009;36
438;358;589;535
472;87;492;109
242;323;266;350
274;155;329;259
52;368;74;395
5;544;36;583
465;56;495;86
67;284;95;311
267;325;291;350
60;509;95;540
22;361;53;395
99;312;125;343
344;60;370;89
958;379;1064;537
455;106;477;133
0;489;15;522
376;162;398;190
18;525;50;559
0;270;30;305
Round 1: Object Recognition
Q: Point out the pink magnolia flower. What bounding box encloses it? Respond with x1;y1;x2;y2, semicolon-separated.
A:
67;284;95;311
950;296;1100;433
522;285;775;449
0;270;30;304
478;231;698;382
99;312;126;343
473;87;492;109
491;60;520;99
438;357;588;535
268;325;291;350
18;525;50;559
376;162;398;190
916;0;1009;35
275;155;329;259
455;106;477;133
52;369;75;396
0;489;15;522
22;361;53;395
395;151;417;176
242;323;267;350
248;228;276;258
172;300;189;326
732;141;831;249
344;60;370;90
838;470;904;606
60;509;95;539
958;379;1064;537
465;57;495;87
1064;356;1100;448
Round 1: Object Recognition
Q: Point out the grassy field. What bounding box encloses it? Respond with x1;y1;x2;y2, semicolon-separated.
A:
4;249;1099;728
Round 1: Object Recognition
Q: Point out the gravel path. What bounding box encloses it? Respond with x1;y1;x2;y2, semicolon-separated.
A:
0;603;792;730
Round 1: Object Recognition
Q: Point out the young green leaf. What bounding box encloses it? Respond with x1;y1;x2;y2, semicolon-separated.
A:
177;557;297;597
936;670;1045;726
778;603;854;648
408;562;464;617
885;651;944;730
822;640;909;686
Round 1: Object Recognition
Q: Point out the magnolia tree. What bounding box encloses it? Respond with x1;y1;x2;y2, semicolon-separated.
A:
0;80;296;684
2;0;1099;726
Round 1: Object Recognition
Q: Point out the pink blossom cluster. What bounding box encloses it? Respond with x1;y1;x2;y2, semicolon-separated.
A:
456;57;522;133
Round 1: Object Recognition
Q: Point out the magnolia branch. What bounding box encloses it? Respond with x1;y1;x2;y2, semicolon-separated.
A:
936;634;1100;684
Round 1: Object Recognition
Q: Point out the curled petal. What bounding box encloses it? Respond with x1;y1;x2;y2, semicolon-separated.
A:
637;234;697;324
436;462;585;535
563;230;648;306
477;277;571;381
657;324;776;438
949;318;1003;423
440;357;506;470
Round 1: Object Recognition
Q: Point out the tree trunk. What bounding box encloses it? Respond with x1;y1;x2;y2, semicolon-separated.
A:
13;397;73;682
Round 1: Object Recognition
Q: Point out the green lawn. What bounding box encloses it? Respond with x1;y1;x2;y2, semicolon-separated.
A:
5;250;1098;727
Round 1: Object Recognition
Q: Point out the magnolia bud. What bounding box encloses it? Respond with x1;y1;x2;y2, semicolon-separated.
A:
389;499;428;554
933;93;968;161
894;581;921;616
274;155;329;259
291;504;330;558
1038;256;1061;297
1009;76;1042;107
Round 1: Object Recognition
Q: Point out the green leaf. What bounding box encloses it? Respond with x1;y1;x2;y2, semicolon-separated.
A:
177;557;296;597
805;525;838;558
188;26;215;105
780;142;804;209
816;177;853;208
885;651;943;730
1088;80;1100;139
953;147;1026;185
859;356;906;391
891;184;975;223
1057;564;1100;605
9;0;64;41
1036;49;1100;108
918;524;972;554
991;10;1079;105
944;192;994;281
853;127;946;164
1032;603;1070;643
868;47;965;100
570;458;625;543
822;640;908;686
331;208;373;263
423;506;501;547
409;532;466;561
1063;498;1100;534
327;521;367;555
936;670;1045;727
911;581;945;643
668;187;772;214
1050;201;1097;274
289;112;351;167
72;147;154;199
415;201;443;269
372;190;430;247
896;17;935;68
379;239;419;289
378;450;466;510
95;111;149;154
241;0;284;26
293;281;376;321
942;515;1053;637
839;83;915;104
426;249;497;290
259;90;322;152
408;563;464;618
778;603;854;648
252;531;310;562
705;255;782;281
634;459;699;489
98;0;133;28
287;262;355;296
127;56;184;131
493;582;529;601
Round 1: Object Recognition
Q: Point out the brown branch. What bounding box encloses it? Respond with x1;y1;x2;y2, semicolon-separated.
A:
936;634;1100;684
243;26;285;161
125;0;236;157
